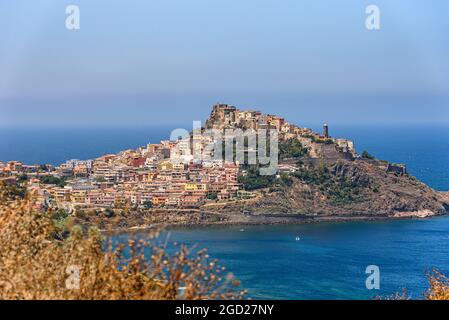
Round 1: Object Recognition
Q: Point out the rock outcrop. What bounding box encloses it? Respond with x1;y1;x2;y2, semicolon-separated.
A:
201;103;449;220
206;158;449;219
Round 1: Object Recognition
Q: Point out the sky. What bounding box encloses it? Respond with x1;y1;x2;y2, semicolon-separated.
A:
0;0;448;126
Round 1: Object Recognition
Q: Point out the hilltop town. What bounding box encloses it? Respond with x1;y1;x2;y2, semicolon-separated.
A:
1;104;448;227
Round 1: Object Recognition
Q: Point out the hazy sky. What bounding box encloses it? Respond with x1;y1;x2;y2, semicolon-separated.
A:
1;0;448;126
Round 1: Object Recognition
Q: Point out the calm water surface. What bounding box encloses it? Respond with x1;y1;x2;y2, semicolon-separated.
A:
113;217;449;300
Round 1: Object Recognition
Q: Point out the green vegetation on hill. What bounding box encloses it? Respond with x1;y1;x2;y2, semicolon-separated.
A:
17;174;29;183
143;200;153;209
292;165;366;206
361;150;375;160
238;167;276;191
0;181;26;200
207;192;218;200
279;138;308;159
52;209;71;241
239;161;368;207
291;164;365;206
39;176;66;187
238;167;293;191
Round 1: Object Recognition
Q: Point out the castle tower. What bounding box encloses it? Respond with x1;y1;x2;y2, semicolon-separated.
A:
323;123;329;138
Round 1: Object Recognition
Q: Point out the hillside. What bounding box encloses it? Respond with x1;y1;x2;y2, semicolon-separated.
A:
206;158;449;219
2;103;447;225
201;104;449;219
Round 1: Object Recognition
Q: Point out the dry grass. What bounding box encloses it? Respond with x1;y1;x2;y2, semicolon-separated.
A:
0;184;245;300
425;270;449;300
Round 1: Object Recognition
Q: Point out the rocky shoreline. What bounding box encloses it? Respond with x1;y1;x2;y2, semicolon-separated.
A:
93;207;449;234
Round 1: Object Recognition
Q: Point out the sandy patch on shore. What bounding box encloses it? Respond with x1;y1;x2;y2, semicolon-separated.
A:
393;210;435;218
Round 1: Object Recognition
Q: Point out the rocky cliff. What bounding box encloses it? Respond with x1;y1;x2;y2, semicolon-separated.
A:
206;158;449;219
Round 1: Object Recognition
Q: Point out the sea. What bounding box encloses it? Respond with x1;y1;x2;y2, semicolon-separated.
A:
1;124;449;299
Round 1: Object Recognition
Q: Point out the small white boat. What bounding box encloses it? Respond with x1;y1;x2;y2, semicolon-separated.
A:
295;236;301;241
240;229;245;232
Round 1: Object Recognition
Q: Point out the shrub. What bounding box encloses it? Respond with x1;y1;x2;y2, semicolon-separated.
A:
0;187;245;300
385;270;449;300
52;208;69;221
361;150;375;160
209;216;221;223
39;176;66;187
17;174;28;183
279;138;308;159
0;182;26;200
143;200;153;209
426;270;449;300
291;164;364;206
279;173;293;187
238;167;276;191
207;192;218;201
104;208;115;218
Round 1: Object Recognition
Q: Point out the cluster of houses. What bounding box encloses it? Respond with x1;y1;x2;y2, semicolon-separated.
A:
0;151;243;212
1;104;362;212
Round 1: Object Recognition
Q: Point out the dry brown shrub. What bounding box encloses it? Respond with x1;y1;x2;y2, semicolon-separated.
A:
425;270;449;300
378;288;409;300
385;270;449;300
0;185;246;300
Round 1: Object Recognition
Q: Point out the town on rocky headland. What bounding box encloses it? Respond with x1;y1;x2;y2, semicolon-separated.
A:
1;104;448;228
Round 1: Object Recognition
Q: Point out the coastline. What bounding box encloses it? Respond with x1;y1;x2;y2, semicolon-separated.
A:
97;210;448;234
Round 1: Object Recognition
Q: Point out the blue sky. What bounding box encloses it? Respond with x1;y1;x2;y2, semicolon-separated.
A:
0;0;448;126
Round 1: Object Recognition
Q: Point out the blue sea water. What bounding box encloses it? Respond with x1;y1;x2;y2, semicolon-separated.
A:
0;125;173;167
1;124;449;299
116;218;449;300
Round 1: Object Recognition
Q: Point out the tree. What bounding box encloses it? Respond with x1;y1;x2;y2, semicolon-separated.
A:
17;174;28;183
279;173;293;187
361;150;375;160
279;138;307;160
52;208;69;221
40;176;66;187
207;192;218;201
143;200;153;209
104;208;115;218
0;182;26;200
